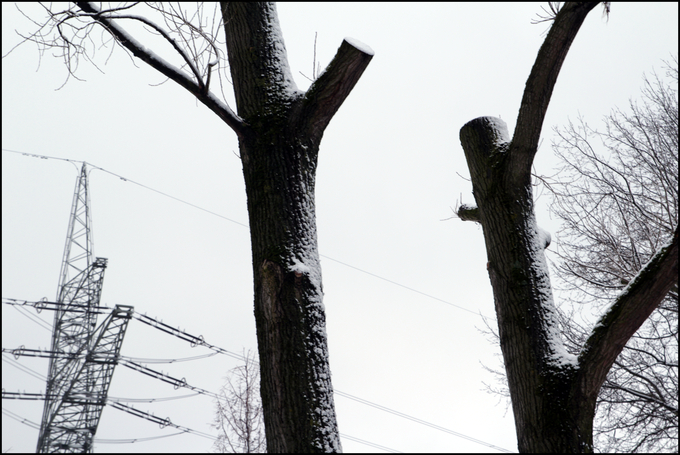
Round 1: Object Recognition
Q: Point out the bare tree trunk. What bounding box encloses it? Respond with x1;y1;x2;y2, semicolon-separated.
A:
221;3;372;452
461;117;589;452
461;116;678;452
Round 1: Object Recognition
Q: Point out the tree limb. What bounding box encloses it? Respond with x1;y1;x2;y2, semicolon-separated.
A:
509;2;598;181
578;227;679;401
457;204;480;222
75;2;248;138
298;38;374;142
603;381;678;415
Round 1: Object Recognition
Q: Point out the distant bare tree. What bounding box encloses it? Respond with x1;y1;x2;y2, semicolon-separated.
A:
545;58;678;452
213;350;266;453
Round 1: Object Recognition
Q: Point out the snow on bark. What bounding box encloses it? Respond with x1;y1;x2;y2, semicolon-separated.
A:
286;155;323;311
343;37;375;56
527;213;578;370
265;3;300;98
486;112;575;371
486;116;511;146
285;153;341;452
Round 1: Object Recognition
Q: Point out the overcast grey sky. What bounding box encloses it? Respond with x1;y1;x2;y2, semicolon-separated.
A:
2;2;678;453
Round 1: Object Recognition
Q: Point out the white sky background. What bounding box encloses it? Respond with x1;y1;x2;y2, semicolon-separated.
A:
2;2;677;453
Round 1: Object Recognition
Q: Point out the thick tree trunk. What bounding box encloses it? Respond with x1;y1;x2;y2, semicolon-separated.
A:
456;4;602;452
460;116;678;453
461;117;591;452
221;3;372;452
242;128;335;453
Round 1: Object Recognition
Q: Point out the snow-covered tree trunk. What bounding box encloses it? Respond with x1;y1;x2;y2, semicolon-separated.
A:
461;116;589;451
221;3;372;452
457;3;678;452
460;115;678;453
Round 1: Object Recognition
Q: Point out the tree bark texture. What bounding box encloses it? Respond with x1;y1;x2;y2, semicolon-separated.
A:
458;3;678;453
221;3;372;452
461;117;588;452
461;116;678;453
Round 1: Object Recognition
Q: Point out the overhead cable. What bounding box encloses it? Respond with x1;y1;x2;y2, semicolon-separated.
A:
2;148;494;320
3;297;513;452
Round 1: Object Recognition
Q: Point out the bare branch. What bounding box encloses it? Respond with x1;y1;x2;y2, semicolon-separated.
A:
72;2;247;137
578;228;678;402
298;38;374;142
509;2;599;181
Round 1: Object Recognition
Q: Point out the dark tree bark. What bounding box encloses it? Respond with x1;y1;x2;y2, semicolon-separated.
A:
66;2;373;452
220;3;372;452
457;3;678;453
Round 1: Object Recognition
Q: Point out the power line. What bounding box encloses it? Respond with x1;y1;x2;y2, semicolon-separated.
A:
335;390;514;453
118;358;219;399
3;399;216;443
3;346;220;399
3;297;514;453
109;401;217;440
1;148;494;321
1;390;202;404
2;392;217;442
120;352;219;363
10;304;53;332
2;148;248;228
2;150;510;452
107;393;201;403
2;407;41;430
319;255;490;317
339;433;402;453
3;392;52;401
3;403;403;453
94;432;191;444
2;298;247;360
2;354;47;382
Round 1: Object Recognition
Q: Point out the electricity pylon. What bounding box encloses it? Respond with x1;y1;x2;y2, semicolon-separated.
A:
37;163;133;453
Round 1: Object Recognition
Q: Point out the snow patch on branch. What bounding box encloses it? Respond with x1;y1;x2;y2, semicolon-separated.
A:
344;36;375;56
94;9;189;84
486;116;511;146
588;232;676;334
528;216;578;370
537;225;552;250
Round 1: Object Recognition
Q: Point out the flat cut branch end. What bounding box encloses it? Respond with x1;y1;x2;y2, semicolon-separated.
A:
342;37;374;57
461;116;510;146
457;204;480;222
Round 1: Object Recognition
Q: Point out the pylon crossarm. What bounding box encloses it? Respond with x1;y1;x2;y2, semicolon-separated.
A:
37;305;133;452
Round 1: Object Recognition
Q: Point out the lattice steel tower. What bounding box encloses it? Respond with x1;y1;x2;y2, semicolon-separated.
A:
37;163;133;453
